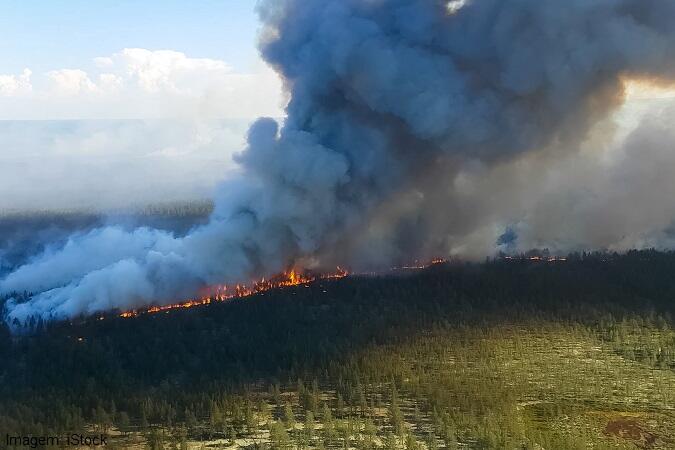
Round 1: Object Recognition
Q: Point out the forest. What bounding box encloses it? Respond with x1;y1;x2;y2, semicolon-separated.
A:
2;250;675;449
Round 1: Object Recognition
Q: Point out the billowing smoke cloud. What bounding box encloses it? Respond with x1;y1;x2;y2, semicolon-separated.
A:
4;0;675;324
334;101;675;263
494;105;675;254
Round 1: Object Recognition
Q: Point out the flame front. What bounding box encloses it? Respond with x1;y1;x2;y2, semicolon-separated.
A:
118;255;566;319
119;267;348;319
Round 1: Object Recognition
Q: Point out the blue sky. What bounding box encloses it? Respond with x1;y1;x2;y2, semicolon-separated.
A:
0;1;285;211
0;0;261;74
0;0;282;121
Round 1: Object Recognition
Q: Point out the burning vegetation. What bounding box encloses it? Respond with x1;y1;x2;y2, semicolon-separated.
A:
119;268;349;319
118;255;569;319
117;258;454;320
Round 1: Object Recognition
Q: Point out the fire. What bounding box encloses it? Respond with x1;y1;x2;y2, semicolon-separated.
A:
116;255;570;320
502;255;567;262
119;267;348;319
396;258;448;270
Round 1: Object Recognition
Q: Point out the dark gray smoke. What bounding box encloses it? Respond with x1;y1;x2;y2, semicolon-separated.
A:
4;0;675;324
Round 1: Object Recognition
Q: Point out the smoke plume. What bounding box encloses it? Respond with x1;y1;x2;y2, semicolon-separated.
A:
4;0;675;324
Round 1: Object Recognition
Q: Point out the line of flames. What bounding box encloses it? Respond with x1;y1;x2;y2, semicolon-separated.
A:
502;256;568;262
394;258;448;270
119;268;348;319
117;255;568;319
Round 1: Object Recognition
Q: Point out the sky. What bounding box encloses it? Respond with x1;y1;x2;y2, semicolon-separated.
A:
0;0;672;212
0;0;285;211
0;0;260;75
0;0;284;120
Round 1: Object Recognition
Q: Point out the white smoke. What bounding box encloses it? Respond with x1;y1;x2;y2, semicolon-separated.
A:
0;119;249;212
4;0;675;325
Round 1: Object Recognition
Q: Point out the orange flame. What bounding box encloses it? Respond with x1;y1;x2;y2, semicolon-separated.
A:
116;256;572;320
395;258;448;271
502;255;567;262
119;267;348;319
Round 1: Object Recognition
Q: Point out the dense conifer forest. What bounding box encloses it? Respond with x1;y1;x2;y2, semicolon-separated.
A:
2;250;675;449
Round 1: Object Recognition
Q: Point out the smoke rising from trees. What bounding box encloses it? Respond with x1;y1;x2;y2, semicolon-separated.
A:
4;0;675;323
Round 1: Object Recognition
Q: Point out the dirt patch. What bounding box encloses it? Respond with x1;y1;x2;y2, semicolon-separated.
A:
604;418;658;449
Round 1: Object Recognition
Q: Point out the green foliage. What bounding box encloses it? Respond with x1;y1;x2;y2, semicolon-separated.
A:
383;432;398;450
388;387;404;436
282;403;295;429
269;421;291;450
3;250;675;448
424;432;438;450
145;428;166;450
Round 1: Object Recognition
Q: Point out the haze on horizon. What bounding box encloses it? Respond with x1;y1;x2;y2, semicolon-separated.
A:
0;0;284;212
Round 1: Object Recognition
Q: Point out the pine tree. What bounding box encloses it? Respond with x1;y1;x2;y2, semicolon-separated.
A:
269;421;291;450
388;387;404;435
304;411;314;441
283;403;295;429
404;431;419;450
336;393;345;418
117;411;130;436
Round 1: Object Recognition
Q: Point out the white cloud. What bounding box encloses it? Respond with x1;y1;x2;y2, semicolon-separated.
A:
0;48;285;211
93;56;114;68
0;69;32;96
47;69;98;96
0;48;284;120
98;73;124;92
112;48;232;94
